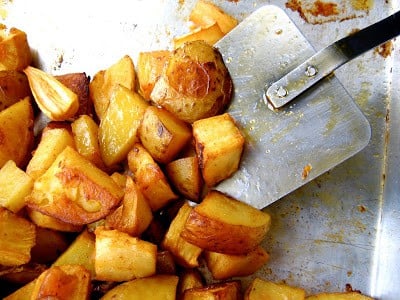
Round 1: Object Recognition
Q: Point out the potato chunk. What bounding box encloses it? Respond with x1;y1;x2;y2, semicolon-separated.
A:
98;85;149;167
26;146;124;225
0;97;33;168
0;160;33;213
0;25;31;71
94;227;157;282
182;280;242;300
306;292;374;300
174;22;224;48
181;190;271;255
193;113;244;187
151;40;232;123
139;105;192;164
0;207;36;266
0;70;31;111
27;208;83;232
244;278;305;300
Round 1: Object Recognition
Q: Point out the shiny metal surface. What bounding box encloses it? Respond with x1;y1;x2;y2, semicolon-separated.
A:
3;0;399;298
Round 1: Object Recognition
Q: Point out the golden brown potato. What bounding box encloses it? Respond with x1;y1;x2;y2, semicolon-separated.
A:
139;105;192;164
177;268;205;296
98;85;149;167
94;227;157;282
174;22;225;48
137;50;170;100
0;207;36;267
204;246;270;280
26;146;124;225
193;113;244;187
127;143;178;211
161;202;202;268
101;275;179;300
0;160;33;213
0;25;31;71
181;190;271;255
27;208;84;232
30;265;91;300
150;40;233;123
106;176;153;237
306;292;374;300
0;70;31;111
0;97;33;168
182;280;242;300
165;156;203;202
244;278;305;300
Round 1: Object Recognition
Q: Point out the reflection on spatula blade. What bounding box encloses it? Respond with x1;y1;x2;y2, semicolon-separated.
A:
214;5;371;209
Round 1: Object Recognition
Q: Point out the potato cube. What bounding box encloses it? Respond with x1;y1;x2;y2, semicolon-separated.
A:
26;146;124;225
181;190;271;255
0;160;33;212
30;265;91;300
127;143;178;211
182;280;242;300
27;208;83;232
137;50;170;100
90;55;136;120
106;176;153;236
193;113;244;187
165;156;203;202
98;85;149;167
177;269;205;296
244;278;305;300
204;246;270;280
0;207;36;266
161;202;202;268
306;292;374;300
94;227;157;282
0;70;31;111
0;97;34;169
26;126;75;180
72;114;106;170
174;22;225;48
139;105;192;164
101;275;179;300
0;25;31;71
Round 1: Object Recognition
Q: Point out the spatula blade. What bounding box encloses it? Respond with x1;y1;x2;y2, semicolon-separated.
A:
214;5;371;209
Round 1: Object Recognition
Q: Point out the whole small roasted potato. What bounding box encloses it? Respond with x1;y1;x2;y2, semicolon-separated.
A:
150;40;232;123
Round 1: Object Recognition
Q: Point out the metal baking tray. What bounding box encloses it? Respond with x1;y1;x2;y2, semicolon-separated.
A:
3;0;399;299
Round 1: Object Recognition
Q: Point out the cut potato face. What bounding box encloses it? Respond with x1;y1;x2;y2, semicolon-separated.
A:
182;280;242;300
181;190;271;255
244;278;306;300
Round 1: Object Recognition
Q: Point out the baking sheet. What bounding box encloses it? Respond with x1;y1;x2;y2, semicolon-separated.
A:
2;0;399;298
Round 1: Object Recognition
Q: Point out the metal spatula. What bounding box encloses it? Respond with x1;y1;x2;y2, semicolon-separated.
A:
214;5;400;209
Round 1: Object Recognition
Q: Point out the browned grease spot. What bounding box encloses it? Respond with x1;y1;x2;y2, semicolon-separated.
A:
357;205;367;213
375;40;393;58
301;164;312;180
350;0;374;11
310;0;339;17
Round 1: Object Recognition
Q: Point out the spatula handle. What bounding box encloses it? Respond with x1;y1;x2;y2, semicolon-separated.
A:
264;10;400;110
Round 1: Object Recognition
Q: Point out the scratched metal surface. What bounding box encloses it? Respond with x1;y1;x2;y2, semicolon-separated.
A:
2;0;400;299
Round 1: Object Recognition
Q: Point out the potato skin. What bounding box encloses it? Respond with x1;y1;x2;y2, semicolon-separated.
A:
150;40;232;123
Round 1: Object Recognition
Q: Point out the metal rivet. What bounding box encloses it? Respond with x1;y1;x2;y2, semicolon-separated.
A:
276;86;288;98
305;65;318;77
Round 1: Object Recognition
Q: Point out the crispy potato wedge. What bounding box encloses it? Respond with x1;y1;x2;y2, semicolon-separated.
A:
165;156;203;202
0;25;31;71
151;40;232;123
0;97;33;168
193;113;244;187
182;280;242;300
106;176;153;237
0;70;31;111
72;114;106;170
27;208;83;232
127;143;178;211
26;125;75;180
161;202;202;268
189;0;238;34
181;190;271;255
139;105;192;164
94;227;157;282
98;85;149;167
27;146;124;225
0;160;33;213
244;278;305;300
306;292;374;300
30;265;91;300
90;55;136;120
137;50;170;100
101;274;179;300
0;207;36;266
174;22;225;48
204;246;270;280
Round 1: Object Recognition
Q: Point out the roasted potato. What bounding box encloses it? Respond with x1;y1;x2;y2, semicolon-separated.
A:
244;278;306;300
0;70;31;111
173;22;225;48
182;280;242;300
306;293;374;300
177;268;205;296
27;208;84;232
0;25;31;71
181;190;271;255
150;40;233;123
0;97;33;168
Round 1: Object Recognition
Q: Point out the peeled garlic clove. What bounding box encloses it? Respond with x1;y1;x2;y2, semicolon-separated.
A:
24;66;79;121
